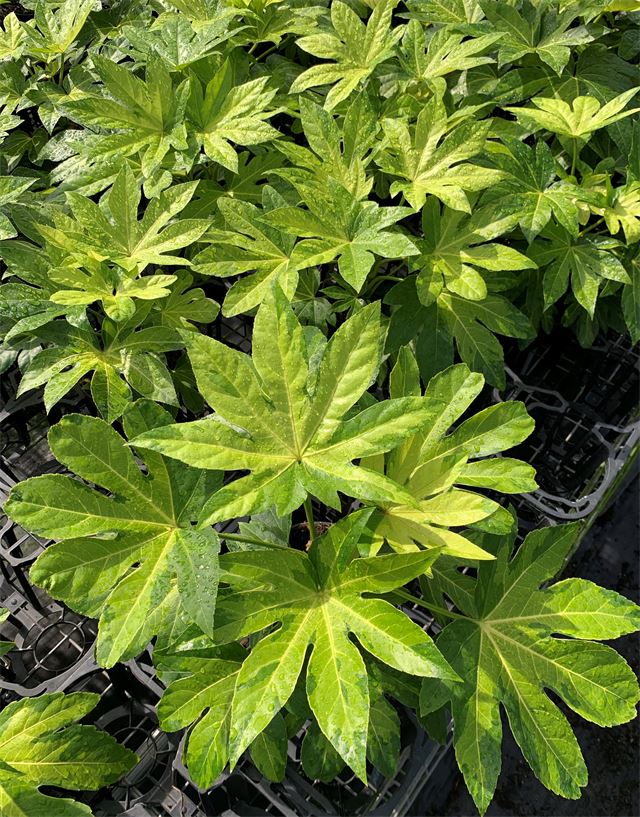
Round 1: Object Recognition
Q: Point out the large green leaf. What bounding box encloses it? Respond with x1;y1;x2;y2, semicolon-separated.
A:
215;510;457;781
273;96;378;201
130;285;437;522
421;524;640;814
122;13;238;72
5;401;222;666
0;692;136;816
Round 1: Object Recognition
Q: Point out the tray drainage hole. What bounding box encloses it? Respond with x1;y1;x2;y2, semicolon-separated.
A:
33;620;87;670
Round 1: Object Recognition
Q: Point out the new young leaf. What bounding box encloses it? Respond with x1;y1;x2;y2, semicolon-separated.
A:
364;352;536;560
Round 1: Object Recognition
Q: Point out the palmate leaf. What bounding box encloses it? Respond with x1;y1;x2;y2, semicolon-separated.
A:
481;0;597;75
131;285;436;522
290;0;402;111
22;0;96;61
0;691;136;817
528;223;630;316
48;262;178;324
505;89;640;144
156;615;424;786
476;139;589;241
187;59;280;173
0;13;27;62
15;309;182;420
192;186;310;316
273;96;378;201
215;510;456;781
438;291;534;389
386;277;533;388
152;271;219;329
262;177;419;292
392;20;501;87
600;181;640;245
375;92;503;212
36;164;210;274
421;524;640;815
155;642;245;787
364;350;536;561
416;198;537;303
231;0;323;47
5;401;222;667
59;55;191;178
122;12;238;71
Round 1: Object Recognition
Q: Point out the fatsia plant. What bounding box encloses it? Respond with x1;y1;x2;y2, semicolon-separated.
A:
385;275;533;388
480;0;600;74
128;285;435;521
35;164;210;275
186;57;280;173
121;12;239;72
416;197;537;305
192;185;312;316
5;401;222;667
273;96;378;201
154;586;426;786
421;522;640;815
262;177;419;292
362;348;537;559
55;55;193;187
157;509;457;784
0;691;137;816
12;306;183;421
528;223;630;318
2;0;640;811
290;0;402;111
374;91;503;212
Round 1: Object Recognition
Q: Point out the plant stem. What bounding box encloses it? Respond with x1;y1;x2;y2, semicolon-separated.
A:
256;43;279;61
304;496;316;545
221;532;288;550
391;588;468;621
570;139;578;178
579;216;605;237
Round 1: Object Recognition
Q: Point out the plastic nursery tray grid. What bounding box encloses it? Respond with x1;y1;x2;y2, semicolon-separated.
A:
495;330;640;523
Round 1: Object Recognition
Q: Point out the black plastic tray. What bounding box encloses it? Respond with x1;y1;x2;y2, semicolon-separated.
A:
496;330;639;521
